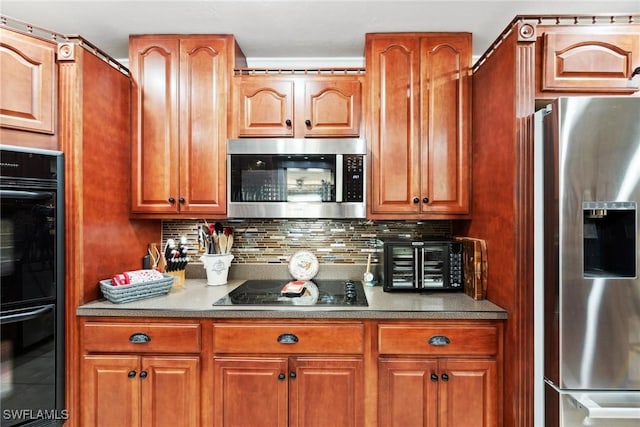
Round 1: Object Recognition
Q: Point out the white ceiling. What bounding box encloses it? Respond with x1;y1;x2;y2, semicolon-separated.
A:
2;0;639;68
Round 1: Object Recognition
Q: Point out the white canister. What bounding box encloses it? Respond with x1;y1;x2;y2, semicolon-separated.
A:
200;253;234;286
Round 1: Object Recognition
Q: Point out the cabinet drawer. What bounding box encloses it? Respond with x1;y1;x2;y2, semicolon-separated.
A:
213;323;364;354
83;322;201;354
378;324;498;356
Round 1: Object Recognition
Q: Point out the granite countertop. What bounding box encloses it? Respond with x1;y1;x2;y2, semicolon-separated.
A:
77;277;507;320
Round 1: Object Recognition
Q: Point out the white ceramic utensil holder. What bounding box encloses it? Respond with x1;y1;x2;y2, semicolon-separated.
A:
200;253;234;286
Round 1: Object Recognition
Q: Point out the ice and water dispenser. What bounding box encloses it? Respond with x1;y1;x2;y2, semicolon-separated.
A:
583;201;636;278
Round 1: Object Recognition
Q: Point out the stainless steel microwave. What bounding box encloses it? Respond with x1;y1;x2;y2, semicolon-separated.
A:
381;239;464;291
227;138;366;218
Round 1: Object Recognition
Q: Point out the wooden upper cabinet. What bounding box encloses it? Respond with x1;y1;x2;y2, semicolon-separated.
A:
366;33;471;219
130;37;180;215
540;25;640;93
420;36;471;215
303;79;361;137
130;35;244;217
232;75;362;138
236;79;294;137
0;28;56;134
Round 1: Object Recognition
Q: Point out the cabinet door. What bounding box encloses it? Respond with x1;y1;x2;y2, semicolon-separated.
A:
367;35;421;215
0;28;55;134
130;37;180;213
289;357;364;427
420;35;471;214
378;358;439;427
438;359;497;427
213;357;288;427
81;355;141;427
141;356;200;427
236;79;294;137
542;27;640;93
303;79;361;137
178;37;229;214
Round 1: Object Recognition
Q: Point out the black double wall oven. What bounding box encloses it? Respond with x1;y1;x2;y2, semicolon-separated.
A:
1;146;65;426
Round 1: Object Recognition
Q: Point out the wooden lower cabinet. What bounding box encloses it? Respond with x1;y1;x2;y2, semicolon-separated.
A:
78;318;501;427
79;319;203;427
378;358;497;427
377;321;502;427
213;356;363;427
81;355;200;427
212;321;365;427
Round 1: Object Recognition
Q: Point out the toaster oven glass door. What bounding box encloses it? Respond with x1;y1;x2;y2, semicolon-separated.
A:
385;243;449;290
422;246;446;288
389;246;416;289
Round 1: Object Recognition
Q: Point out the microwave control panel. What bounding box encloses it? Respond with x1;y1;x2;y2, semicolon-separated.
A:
343;155;364;202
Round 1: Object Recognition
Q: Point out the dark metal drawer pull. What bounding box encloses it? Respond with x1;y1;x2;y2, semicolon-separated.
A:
428;335;450;346
277;333;299;344
129;333;151;344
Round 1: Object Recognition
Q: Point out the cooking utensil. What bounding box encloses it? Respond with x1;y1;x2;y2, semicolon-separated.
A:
364;253;374;285
218;233;228;255
224;227;234;254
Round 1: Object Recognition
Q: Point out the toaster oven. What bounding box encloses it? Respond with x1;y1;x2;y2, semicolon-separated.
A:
381;239;463;291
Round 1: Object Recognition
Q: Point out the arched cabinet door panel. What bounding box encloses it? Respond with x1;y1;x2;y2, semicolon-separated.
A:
0;28;56;134
542;27;640;93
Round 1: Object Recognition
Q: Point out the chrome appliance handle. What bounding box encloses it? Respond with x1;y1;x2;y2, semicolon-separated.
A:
416;247;423;289
0;304;55;325
0;190;52;200
336;154;343;202
570;394;640;420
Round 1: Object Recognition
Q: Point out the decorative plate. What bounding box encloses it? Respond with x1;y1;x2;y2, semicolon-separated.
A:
288;250;319;281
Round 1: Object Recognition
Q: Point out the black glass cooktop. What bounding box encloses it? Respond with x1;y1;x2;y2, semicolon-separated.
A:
213;279;368;307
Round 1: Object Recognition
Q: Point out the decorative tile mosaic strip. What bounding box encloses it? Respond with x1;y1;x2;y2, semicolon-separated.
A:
162;219;452;265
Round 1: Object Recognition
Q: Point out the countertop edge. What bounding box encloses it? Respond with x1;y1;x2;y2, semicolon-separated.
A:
76;307;507;320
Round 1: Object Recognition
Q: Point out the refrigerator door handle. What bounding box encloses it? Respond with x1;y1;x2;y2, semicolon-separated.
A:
569;394;640;420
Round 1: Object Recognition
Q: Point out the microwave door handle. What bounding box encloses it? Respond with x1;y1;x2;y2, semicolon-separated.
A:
335;154;343;202
415;247;421;289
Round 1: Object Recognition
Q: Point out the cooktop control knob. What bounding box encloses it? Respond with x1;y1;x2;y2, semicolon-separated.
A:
344;280;357;304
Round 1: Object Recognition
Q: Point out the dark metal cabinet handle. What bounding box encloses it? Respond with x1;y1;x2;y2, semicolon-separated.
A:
168;197;176;204
305;119;312;127
278;373;286;381
423;197;430;204
128;370;137;378
285;119;292;127
430;373;439;382
441;373;449;382
139;371;148;379
129;333;151;344
289;371;297;379
413;197;420;204
428;335;450;346
178;197;185;203
277;333;299;344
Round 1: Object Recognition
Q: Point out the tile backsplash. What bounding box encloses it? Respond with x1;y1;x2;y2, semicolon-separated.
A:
162;219;452;265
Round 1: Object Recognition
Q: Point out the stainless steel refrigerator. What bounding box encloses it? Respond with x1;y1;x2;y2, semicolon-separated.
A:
535;97;640;426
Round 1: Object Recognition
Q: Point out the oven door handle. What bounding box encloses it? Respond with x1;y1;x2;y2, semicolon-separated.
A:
0;304;55;325
0;190;52;200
